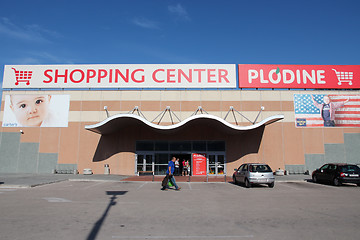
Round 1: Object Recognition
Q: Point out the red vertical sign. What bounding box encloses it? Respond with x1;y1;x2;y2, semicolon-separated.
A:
192;153;207;176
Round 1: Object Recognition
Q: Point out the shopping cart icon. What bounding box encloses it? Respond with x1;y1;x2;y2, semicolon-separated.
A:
332;69;353;86
12;68;32;85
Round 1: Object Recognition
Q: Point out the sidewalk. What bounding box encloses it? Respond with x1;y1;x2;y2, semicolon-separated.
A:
123;174;310;183
0;173;129;188
0;173;311;188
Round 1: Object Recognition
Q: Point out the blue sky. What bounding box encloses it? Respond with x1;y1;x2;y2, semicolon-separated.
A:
0;0;360;86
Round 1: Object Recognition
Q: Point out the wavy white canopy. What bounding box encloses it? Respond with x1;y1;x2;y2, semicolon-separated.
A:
85;113;284;135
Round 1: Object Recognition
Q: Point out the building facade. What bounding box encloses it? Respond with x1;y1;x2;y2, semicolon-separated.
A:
1;64;359;176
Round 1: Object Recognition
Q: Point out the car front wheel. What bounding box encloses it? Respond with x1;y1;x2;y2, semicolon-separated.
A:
233;175;238;185
312;175;317;183
268;182;274;188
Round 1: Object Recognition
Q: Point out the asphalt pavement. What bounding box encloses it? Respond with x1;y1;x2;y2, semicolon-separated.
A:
1;177;359;240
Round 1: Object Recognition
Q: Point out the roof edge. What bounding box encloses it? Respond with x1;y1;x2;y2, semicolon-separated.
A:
85;114;284;135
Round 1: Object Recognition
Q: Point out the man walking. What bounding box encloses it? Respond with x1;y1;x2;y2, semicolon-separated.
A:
161;156;181;191
312;95;349;127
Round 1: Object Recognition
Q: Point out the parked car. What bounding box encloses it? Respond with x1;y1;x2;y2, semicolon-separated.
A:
312;163;360;186
233;163;275;188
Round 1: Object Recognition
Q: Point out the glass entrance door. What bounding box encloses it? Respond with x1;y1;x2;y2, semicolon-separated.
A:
136;154;154;173
208;154;226;175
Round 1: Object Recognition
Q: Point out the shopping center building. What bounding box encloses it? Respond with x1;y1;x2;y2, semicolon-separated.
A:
1;64;359;176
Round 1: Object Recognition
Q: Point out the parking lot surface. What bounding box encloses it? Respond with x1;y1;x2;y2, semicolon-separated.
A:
1;180;360;240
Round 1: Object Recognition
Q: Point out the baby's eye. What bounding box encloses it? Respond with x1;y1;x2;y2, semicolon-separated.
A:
20;104;26;108
35;99;43;104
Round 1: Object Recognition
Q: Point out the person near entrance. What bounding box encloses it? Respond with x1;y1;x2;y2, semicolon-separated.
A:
175;158;180;176
161;157;181;191
186;160;191;176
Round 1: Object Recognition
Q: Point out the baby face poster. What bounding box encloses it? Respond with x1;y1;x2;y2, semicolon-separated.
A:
2;94;70;127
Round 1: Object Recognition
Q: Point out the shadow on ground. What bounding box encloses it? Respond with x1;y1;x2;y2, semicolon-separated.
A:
86;191;127;240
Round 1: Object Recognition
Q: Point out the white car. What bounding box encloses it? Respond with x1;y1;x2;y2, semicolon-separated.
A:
233;163;275;188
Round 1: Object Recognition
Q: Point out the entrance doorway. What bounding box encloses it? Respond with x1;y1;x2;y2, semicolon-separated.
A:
135;141;226;176
136;154;153;173
136;152;226;176
208;154;225;175
172;154;191;176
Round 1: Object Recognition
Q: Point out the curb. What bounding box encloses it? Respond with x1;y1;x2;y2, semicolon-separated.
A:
0;176;311;188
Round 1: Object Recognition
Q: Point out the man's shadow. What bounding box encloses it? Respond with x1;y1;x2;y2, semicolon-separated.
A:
86;191;127;240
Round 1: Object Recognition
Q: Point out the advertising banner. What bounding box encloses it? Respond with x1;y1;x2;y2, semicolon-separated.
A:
2;94;70;127
294;94;360;128
192;153;207;176
239;64;360;89
3;64;237;89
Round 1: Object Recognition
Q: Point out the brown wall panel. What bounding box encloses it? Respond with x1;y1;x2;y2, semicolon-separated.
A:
220;101;242;111
120;101;141;111
343;128;360;133
0;126;41;143
180;101;201;111
81;101;101;111
226;127;264;165
79;152;135;175
39;128;61;153
118;152;136;175
303;128;324;154
141;101;161;111
240;153;261;164
261;101;282;111
79;160;105;175
100;101;121;112
282;122;305;165
58;123;80;164
200;101;222;111
241;101;263;111
281;101;294;111
260;123;284;170
77;122;101;173
69;101;82;111
323;128;344;144
160;101;181;111
0;126;21;133
20;128;41;143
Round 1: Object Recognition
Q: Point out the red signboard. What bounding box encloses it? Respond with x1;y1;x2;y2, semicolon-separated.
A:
3;64;236;89
192;153;207;176
239;64;360;89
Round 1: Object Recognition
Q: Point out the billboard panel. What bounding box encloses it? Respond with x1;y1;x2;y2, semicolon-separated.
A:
3;64;237;89
2;94;70;127
294;94;360;128
239;64;360;89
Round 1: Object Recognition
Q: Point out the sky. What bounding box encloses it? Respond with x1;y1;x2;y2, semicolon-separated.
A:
0;0;360;86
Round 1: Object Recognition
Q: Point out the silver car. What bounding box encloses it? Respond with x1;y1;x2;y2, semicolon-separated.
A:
233;163;275;188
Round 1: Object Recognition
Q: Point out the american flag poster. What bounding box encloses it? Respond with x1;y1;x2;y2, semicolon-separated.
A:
294;94;360;128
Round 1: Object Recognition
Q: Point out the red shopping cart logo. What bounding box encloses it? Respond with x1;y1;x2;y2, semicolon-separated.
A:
12;68;32;85
332;69;353;86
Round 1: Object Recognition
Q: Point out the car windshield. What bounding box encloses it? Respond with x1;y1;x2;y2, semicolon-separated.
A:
249;165;272;173
339;165;360;172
